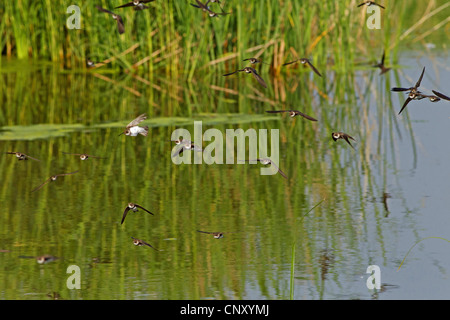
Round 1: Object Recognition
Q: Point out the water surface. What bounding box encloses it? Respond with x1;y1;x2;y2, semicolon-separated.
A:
1;51;450;300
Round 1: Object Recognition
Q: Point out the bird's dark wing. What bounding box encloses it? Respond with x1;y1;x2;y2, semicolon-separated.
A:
55;171;79;177
133;237;158;250
115;2;134;9
223;70;239;76
398;97;412;115
391;87;413;92
121;207;131;225
126;114;147;128
296;110;318;121
31;178;51;193
265;110;291;114
171;146;184;158
249;68;267;88
343;135;356;149
24;154;41;161
282;59;299;66
134;204;154;215
268;161;288;179
197;230;214;234
380;67;391;75
116;15;125;34
305;60;322;77
62;152;82;156
432;90;450;101
415;67;425;89
142;241;158;250
83;154;105;159
96;5;115;15
195;0;208;9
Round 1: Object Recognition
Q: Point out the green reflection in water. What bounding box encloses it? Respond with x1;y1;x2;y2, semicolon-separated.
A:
0;61;416;300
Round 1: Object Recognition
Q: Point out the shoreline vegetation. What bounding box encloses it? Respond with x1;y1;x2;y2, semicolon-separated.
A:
1;1;448;75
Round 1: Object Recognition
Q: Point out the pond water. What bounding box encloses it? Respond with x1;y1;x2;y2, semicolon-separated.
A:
0;51;449;300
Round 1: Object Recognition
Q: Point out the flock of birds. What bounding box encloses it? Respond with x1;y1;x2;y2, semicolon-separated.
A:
6;0;450;262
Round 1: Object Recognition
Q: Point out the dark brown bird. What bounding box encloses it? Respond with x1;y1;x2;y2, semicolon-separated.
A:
223;67;267;88
243;58;271;66
239;158;288;179
265;110;317;121
5;152;40;161
62;152;105;160
115;0;155;10
392;66;425;94
282;58;322;77
332;132;356;149
86;59;96;68
19;254;59;264
197;230;232;239
171;139;203;158
392;67;425;115
382;192;391;214
357;1;385;9
131;237;158;250
190;0;230;17
96;6;125;34
373;51;391;75
31;171;79;192
121;203;154;225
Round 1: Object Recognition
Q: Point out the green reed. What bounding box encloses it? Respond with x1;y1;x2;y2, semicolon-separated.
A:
1;0;448;73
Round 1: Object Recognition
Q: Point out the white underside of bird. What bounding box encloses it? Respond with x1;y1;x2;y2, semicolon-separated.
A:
128;126;148;136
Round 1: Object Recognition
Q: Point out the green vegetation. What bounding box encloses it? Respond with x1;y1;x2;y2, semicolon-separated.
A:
1;0;449;73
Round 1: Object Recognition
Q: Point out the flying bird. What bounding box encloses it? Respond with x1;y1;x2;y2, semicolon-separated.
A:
282;58;322;77
131;237;159;250
265;110;318;121
223;67;267;88
171;139;203;157
332;132;356;149
190;0;230;17
392;67;426;114
357;1;385;9
86;59;96;68
19;255;59;264
243;58;271;66
392;66;425;94
196;230;234;239
121;203;154;225
239;158;288;179
373;51;391;75
62;152;105;160
5;152;40;161
31;171;79;193
96;6;125;34
115;0;155;10
119;113;149;137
